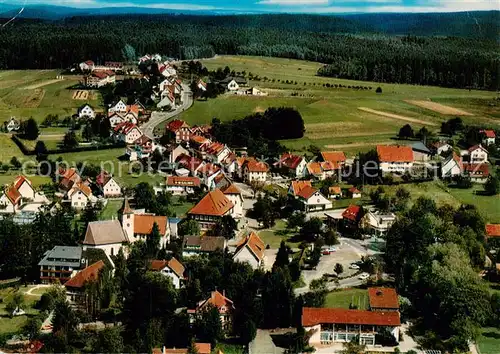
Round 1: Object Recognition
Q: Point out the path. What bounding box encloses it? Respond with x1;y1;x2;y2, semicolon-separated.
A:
141;83;193;138
358;107;439;126
23;284;50;296
249;329;285;354
324;140;394;149
23;79;65;90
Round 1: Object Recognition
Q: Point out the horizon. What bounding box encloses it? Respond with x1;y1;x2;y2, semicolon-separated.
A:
1;0;499;14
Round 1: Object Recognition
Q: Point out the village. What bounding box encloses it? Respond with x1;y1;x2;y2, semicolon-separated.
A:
0;53;499;354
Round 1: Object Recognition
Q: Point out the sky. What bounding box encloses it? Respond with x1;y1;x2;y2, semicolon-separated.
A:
2;0;499;13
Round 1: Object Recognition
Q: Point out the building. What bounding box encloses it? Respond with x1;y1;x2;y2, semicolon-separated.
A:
441;152;463;178
362;210;396;236
113;122;143;144
480;129;496;146
197;80;208;92
220;77;247;91
166;120;192;143
342;205;364;229
376;145;414;174
296;186;332;212
57;168;82;192
121;199;170;245
464;163;490;183
328;186;342;199
108;99;128;113
431;141;453;156
166;145;190;165
150;258;185;289
77;104;95;119
67;182;96;209
168;217;182;239
189;291;235;331
321;151;346;167
83;220;129;258
368;287;400;312
5;117;20;132
38;246;83;284
275;153;307;178
233;232;265;269
79;60;95;72
306;161;338;181
302;307;400;347
0;175;48;214
411;141;432;162
95;172;121;198
202;142;232;164
347;187;362;199
166;176;201;195
126;135;154;161
467;144;489;164
83;70;115;88
187;189;235;230
288;180;312;197
221;184;244;218
183;236;227;257
486;224;500;241
64;261;105;307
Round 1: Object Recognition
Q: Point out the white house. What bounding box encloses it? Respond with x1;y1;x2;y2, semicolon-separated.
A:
362;209;397;236
0;186;21;213
432;141;453;156
222;184;244;218
467;144;489;164
233;232;265;269
5;117;20;132
242;159;269;183
113;122;143;145
441;152;463;178
166;176;201;195
67;183;97;209
275;153;307;178
480;130;496;146
121;200;170;246
0;176;48;214
77;104;95;119
96;172;121;198
227;80;240;91
197;80;207;91
296;186;332;212
108;99;127;113
83;220;129;258
150;258;185;289
79;60;95;72
203;142;232;164
377;145;414;174
166;144;190;164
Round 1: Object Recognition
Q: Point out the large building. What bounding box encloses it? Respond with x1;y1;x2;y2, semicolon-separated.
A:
38;246;84;284
83;220;129;258
377;145;414;174
187;189;235;231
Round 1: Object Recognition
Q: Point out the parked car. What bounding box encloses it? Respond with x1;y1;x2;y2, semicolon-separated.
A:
349;263;360;270
322;247;337;255
358;272;370;280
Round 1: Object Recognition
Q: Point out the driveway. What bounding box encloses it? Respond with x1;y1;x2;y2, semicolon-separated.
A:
141;83;193;138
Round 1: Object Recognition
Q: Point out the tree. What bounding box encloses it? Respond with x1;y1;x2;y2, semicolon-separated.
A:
287;212;306;231
212;215;238;239
22;316;42;339
63;131;78;149
52;300;78;341
92;327;125;353
340;340;366;354
187;337;200;354
375;87;382;93
146;222;162;259
134;182;157;212
195;305;223;347
10;156;21;169
484;175;500;195
324;229;339;245
262;267;295;328
274;241;290;269
5;293;25;316
21;118;39;140
252;194;277;228
334;263;344;275
398;124;414;139
34;141;48;156
179;219;201;236
299;217;323;242
122;43;136;63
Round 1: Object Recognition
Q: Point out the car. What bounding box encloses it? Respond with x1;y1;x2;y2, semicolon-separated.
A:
349;264;360;270
358;272;370;280
322;250;331;255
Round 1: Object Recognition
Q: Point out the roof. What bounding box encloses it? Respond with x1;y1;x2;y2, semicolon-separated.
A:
114;121;140;135
297;185;318;200
176;154;204;172
14;175;31;190
204;142;227;156
198;290;234;312
235;232;265;261
411;141;432;154
134;215;168;235
445;152;464;171
221;184;241;195
486;224;500;238
190;134;210;145
368;287;399;309
463;163;489;177
349;187;361;194
83;220;128;246
244;160;269;173
342;205;363;222
96;172;112;187
468;144;488;153
38;246;82;267
307;162;322;175
188;189;234;217
481;130;496;138
122;198;133;214
184;236;226;252
321;151;346;163
5;185;21;205
70;182;92;198
166;176;201;188
377;145;414;163
302;307;400;327
64;261;105;288
290;180;312;196
150;257;185;278
166;119;189;132
329;186;342;194
276;153;304;170
321;161;338;171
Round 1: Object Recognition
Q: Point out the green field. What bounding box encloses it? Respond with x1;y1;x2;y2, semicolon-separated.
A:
179;56;500;155
324;288;369;310
258;219;301;249
477;327;500;354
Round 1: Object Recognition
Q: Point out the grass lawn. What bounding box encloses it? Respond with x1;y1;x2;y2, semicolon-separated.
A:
0;134;28;163
324;288;369;310
170;196;195;218
214;343;246;354
258;219;301;249
0;286;45;335
100;200;123;220
477;327;500;354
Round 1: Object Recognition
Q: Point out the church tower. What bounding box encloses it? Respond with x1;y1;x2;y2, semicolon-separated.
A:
121;198;135;242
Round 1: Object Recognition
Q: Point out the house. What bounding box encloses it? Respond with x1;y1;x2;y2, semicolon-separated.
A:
108;99;127;113
38;246;83;284
0;175;47;214
480;129;496;146
486;224;500;241
0;185;22;213
242;160;269;183
58;168;82;192
83;220;129;258
321;151;346;167
302;307;400;347
441;152;463;178
150;258;185;289
96;172;121;198
189;134;211;150
467;144;489;164
188;189;235;230
244;87;268;96
431;141;453;156
376;145;414;174
202;142;232;164
153;343;211;354
221;184;244;218
362;210;396;236
342;205;364;229
197;80;208;92
306;161;338;181
108;112;126;128
166;176;201;195
411;141;432;161
176;154;205;176
296;186;332;212
126;135;154;161
463;163;490;183
347;187;362;199
113;122;143;144
289;180;313;197
213;173;233;191
168;217;182;239
220;77;247;91
158;88;176;109
328;186;342;199
166;120;192;143
275;153;307;178
64;261;105;307
79;60;95;72
183;236;227;257
368;287;399;312
83;70;115;88
189;291;235;331
77;104;95;119
121;199;170;245
166;145;190;164
67;182;96;209
233;232;265;269
5;117;20;132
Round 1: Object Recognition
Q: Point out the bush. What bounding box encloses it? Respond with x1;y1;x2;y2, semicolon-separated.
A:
376;87;383;93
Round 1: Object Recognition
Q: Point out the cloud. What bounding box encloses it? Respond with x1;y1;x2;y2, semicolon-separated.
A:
258;0;329;5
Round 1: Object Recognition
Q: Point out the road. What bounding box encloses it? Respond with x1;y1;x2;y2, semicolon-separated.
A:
141;83;193;138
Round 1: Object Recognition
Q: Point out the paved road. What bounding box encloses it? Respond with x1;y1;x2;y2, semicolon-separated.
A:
141;83;193;138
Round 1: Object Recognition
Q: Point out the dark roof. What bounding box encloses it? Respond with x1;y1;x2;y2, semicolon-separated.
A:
184;236;225;253
38;246;82;268
219;76;247;84
411;141;431;154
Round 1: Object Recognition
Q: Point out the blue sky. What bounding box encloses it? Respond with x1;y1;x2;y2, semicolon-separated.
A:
4;0;500;13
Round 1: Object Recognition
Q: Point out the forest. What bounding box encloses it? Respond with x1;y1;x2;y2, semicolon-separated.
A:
0;14;498;90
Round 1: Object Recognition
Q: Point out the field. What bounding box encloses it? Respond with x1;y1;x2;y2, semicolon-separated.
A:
181;56;500;155
324;288;369;310
0;70;101;125
477;327;500;354
258;219;301;249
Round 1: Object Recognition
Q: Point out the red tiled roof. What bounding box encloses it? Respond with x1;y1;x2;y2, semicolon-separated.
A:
84;60;95;66
204;142;226;155
222;184;241;195
329;186;341;195
188;189;234;217
244;160;269;173
297;185;318;200
191;134;210;145
290;180;312;196
114;121;140;135
235;232;265;261
198;163;221;177
14;175;30;190
481;130;496;138
468;144;488;153
463;163;489;177
342;204;363;222
486;224;500;238
307;162;322;175
321;161;339;171
321;151;346;163
167;119;189;132
5;185;21;205
368;287;399;310
167;176;201;187
198;290;234;313
134;215;168;235
176;154;204;172
377;145;414;163
302;307;400;327
150;257;185;278
70;182;92;197
276;153;304;170
349;187;361;194
64;261;104;288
